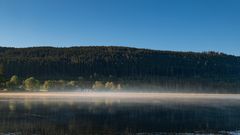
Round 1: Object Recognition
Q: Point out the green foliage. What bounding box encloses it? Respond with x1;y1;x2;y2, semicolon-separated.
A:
0;46;239;92
43;80;56;91
23;77;40;91
0;46;238;82
10;75;19;85
42;80;51;90
105;82;115;90
92;81;105;90
66;81;78;89
6;75;20;90
43;80;78;91
105;82;122;91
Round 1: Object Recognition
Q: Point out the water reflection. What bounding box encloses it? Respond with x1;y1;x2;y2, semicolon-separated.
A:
8;100;16;112
0;93;240;135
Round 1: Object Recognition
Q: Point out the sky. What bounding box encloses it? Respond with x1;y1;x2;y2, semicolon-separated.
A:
0;0;239;55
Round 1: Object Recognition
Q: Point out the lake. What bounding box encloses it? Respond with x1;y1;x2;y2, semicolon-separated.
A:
0;92;240;135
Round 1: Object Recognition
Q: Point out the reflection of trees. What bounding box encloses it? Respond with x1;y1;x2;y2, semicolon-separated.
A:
1;99;240;134
8;100;16;112
24;99;32;111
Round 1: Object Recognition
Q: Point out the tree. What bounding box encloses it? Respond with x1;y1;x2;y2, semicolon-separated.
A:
43;80;72;91
43;80;50;90
92;81;105;90
0;64;5;87
0;46;239;92
66;81;78;89
23;77;40;91
105;82;116;90
10;75;19;85
6;75;20;90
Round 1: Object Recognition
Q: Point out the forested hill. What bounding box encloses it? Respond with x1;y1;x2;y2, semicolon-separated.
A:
0;46;240;92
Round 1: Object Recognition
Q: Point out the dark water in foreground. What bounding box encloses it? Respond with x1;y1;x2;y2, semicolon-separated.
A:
0;92;240;135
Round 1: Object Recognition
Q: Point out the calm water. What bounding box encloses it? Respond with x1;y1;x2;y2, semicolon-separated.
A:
0;92;240;135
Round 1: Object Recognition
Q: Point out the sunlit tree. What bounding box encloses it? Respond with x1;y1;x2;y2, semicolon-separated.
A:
23;77;40;91
105;82;116;90
6;75;20;90
92;81;105;90
43;80;50;90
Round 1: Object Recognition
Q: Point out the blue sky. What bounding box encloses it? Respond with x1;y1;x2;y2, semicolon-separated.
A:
0;0;239;55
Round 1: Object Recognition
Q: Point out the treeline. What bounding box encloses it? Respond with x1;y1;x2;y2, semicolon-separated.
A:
0;46;239;92
2;75;122;92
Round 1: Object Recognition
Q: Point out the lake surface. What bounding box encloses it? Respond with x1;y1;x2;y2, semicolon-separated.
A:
0;92;240;135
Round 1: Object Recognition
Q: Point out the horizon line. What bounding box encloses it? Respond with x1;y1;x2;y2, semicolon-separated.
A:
0;45;238;57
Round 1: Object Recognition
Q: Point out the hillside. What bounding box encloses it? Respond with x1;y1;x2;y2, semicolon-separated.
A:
0;46;239;92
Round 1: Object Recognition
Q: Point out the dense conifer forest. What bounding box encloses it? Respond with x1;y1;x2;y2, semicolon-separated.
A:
0;46;239;92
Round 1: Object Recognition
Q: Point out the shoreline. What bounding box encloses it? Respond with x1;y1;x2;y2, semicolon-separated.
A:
1;92;240;100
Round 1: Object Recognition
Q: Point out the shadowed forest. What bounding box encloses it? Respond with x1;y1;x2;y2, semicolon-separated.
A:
0;46;239;93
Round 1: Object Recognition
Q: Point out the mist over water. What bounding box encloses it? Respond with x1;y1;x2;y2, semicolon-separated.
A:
1;92;240;103
1;92;240;134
